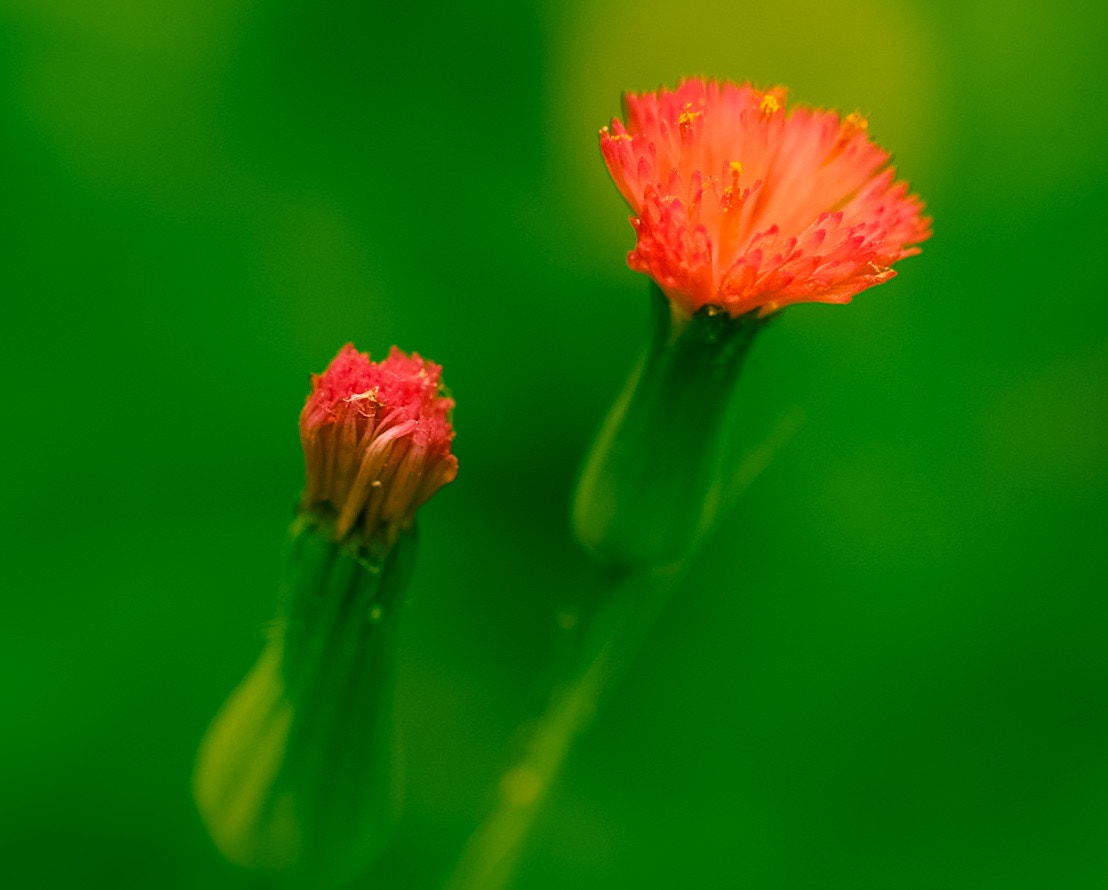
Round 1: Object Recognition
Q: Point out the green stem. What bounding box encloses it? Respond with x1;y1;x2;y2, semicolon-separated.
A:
443;564;679;890
445;408;801;890
194;513;415;885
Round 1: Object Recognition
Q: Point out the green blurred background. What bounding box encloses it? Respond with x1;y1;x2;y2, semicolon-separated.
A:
3;0;1106;886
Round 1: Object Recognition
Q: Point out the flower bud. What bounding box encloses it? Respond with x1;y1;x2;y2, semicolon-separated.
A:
194;344;456;883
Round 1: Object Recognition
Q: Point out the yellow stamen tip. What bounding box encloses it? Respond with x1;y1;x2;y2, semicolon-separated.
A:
760;94;780;117
845;111;869;130
678;102;702;136
729;160;743;175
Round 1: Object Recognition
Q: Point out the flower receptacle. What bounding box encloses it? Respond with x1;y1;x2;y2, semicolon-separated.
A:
572;286;765;571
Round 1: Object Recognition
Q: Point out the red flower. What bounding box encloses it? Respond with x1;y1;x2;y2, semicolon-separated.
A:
300;344;457;544
600;78;932;317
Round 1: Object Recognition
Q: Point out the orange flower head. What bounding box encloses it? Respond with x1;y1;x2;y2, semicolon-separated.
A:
600;78;932;317
299;344;457;545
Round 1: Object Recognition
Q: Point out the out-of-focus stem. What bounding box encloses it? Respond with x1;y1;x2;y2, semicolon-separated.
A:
443;564;677;890
446;409;801;890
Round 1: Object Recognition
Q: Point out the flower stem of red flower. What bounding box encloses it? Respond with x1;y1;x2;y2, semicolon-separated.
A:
573;284;768;570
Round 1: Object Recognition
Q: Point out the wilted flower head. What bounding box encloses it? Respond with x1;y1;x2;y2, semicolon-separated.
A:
600;77;932;318
300;344;457;545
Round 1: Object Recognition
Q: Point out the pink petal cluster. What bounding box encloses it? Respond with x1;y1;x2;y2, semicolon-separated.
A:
300;344;457;543
600;78;932;317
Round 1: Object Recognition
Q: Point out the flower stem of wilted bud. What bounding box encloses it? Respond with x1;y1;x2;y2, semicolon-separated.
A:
193;510;414;884
572;284;767;571
195;342;457;886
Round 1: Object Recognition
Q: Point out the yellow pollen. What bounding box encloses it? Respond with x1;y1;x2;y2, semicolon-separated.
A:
678;102;702;136
845;111;869;130
760;94;780;117
723;160;744;209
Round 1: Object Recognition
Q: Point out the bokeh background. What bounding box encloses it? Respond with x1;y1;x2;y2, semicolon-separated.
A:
3;0;1106;887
